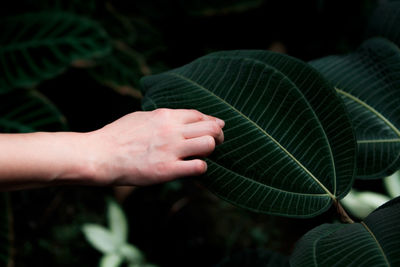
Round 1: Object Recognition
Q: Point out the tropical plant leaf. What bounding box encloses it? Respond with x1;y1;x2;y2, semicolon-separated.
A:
310;37;400;179
0;89;67;133
108;199;128;246
384;170;400;198
140;50;356;217
100;253;123;267
217;248;289;267
367;2;400;46
290;196;400;266
120;244;145;265
0;194;12;267
82;224;117;254
0;11;111;92
341;189;390;219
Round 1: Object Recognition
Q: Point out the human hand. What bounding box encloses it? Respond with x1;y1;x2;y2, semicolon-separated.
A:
87;109;225;186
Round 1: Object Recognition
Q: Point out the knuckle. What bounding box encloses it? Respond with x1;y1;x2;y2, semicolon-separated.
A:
189;109;203;120
209;122;221;136
154;108;170;117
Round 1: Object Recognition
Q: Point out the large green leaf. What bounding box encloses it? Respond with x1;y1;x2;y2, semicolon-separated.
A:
0;89;67;133
310;38;400;179
367;2;400;46
0;11;111;92
0;194;12;267
141;50;356;217
290;196;400;266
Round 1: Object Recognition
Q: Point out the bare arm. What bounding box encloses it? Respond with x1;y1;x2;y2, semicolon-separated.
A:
0;109;224;191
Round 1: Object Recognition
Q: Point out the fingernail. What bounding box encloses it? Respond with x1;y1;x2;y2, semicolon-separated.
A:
216;118;225;128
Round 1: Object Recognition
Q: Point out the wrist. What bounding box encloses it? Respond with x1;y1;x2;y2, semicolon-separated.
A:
49;131;104;186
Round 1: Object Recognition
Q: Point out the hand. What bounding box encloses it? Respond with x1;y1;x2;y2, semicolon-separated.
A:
88;108;225;186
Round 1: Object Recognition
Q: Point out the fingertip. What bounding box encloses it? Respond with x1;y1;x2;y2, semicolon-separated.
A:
216;118;225;128
189;159;208;175
198;159;207;174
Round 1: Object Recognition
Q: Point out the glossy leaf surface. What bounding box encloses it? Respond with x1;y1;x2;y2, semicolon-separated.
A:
0;11;111;92
311;38;400;179
290;196;400;266
141;50;356;217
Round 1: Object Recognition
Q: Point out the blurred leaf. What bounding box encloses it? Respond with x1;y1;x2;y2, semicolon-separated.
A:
107;199;128;246
310;38;400;179
100;3;138;46
342;189;390;219
100;254;123;267
0;194;12;267
88;42;149;98
141;50;356;217
82;224;117;254
0;89;67;133
0;11;111;92
120;244;144;264
384;170;400;198
217;248;289;267
367;1;400;46
290;196;400;266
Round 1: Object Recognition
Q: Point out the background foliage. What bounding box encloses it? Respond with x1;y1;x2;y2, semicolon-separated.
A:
1;0;394;266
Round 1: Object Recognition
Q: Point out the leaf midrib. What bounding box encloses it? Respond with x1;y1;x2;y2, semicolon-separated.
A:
336;88;400;138
357;139;400;144
361;222;390;266
168;72;335;199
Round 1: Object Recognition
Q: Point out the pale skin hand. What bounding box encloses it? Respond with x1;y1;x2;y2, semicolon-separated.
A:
0;109;224;191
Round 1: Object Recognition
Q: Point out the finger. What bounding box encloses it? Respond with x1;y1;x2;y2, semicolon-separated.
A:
182;121;224;145
177;135;216;159
206;115;225;128
169;159;207;178
177;109;225;127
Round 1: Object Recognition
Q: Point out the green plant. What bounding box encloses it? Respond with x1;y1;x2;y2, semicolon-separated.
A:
82;199;156;267
139;1;400;265
1;1;400;266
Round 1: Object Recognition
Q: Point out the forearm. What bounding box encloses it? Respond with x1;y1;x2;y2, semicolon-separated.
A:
0;132;95;191
0;109;224;191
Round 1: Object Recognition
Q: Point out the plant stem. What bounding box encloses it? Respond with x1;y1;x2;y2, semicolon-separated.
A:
334;199;354;224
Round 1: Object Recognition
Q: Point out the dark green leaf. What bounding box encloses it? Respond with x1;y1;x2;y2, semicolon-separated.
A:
0;89;67;133
217;248;289;267
141;50;356;217
87;42;149;98
290;196;400;266
367;2;400;46
0;11;111;92
310;38;400;179
0;194;12;267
